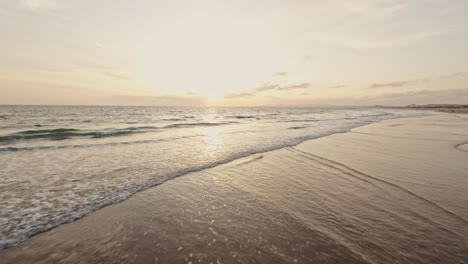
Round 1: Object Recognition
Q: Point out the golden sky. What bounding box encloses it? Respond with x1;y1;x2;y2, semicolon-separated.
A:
1;0;468;106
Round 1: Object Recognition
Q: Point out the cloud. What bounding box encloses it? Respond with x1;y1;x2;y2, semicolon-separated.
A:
272;72;288;77
10;0;61;10
367;78;428;89
367;70;467;90
72;61;114;70
328;85;345;89
377;88;468;99
0;78;107;105
281;83;311;90
314;1;466;49
107;95;205;106
101;71;129;80
255;84;280;92
439;71;468;79
303;55;313;62
255;82;311;92
224;82;312;99
224;92;255;99
362;88;468;105
72;61;129;80
268;88;468;107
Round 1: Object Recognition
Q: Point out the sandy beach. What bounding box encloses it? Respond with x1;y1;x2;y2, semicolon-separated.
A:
1;113;468;264
3;1;468;263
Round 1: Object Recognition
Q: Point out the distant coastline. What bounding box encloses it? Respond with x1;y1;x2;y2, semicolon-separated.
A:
377;104;468;114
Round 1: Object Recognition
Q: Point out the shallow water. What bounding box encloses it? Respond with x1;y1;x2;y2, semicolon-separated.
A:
0;106;420;249
2;123;467;264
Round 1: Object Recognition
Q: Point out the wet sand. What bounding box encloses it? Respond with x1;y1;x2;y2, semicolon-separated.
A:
2;113;468;264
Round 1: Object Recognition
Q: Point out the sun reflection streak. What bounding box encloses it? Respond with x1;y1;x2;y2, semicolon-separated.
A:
200;110;223;154
202;126;223;157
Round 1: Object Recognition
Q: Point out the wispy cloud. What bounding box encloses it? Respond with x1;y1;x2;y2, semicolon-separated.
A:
268;88;468;107
101;71;129;80
224;82;311;99
328;85;345;89
367;78;428;89
303;54;313;62
280;83;311;90
272;72;288;77
439;71;468;79
224;92;255;99
255;82;311;92
72;61;114;70
367;70;468;90
254;84;280;92
10;0;61;10
364;88;468;105
314;1;466;49
108;95;205;106
72;61;129;80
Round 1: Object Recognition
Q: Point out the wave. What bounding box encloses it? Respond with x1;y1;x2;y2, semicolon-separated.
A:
19;128;79;134
0;134;204;153
121;126;159;131
367;113;391;117
0;128;260;153
0;126;160;144
162;118;186;121
163;121;237;128
226;115;257;119
285;119;319;122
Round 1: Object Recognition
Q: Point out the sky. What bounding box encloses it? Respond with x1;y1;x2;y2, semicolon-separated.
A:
1;0;468;106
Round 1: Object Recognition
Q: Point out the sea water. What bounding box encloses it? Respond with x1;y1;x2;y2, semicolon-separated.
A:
0;106;422;249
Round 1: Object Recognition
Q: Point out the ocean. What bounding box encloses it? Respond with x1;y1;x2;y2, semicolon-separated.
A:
0;106;421;250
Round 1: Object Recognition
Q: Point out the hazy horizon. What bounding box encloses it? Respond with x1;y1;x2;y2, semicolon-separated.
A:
1;0;468;106
0;102;466;108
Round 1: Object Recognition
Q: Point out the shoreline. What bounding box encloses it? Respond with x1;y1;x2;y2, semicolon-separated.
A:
0;110;420;251
2;112;468;263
